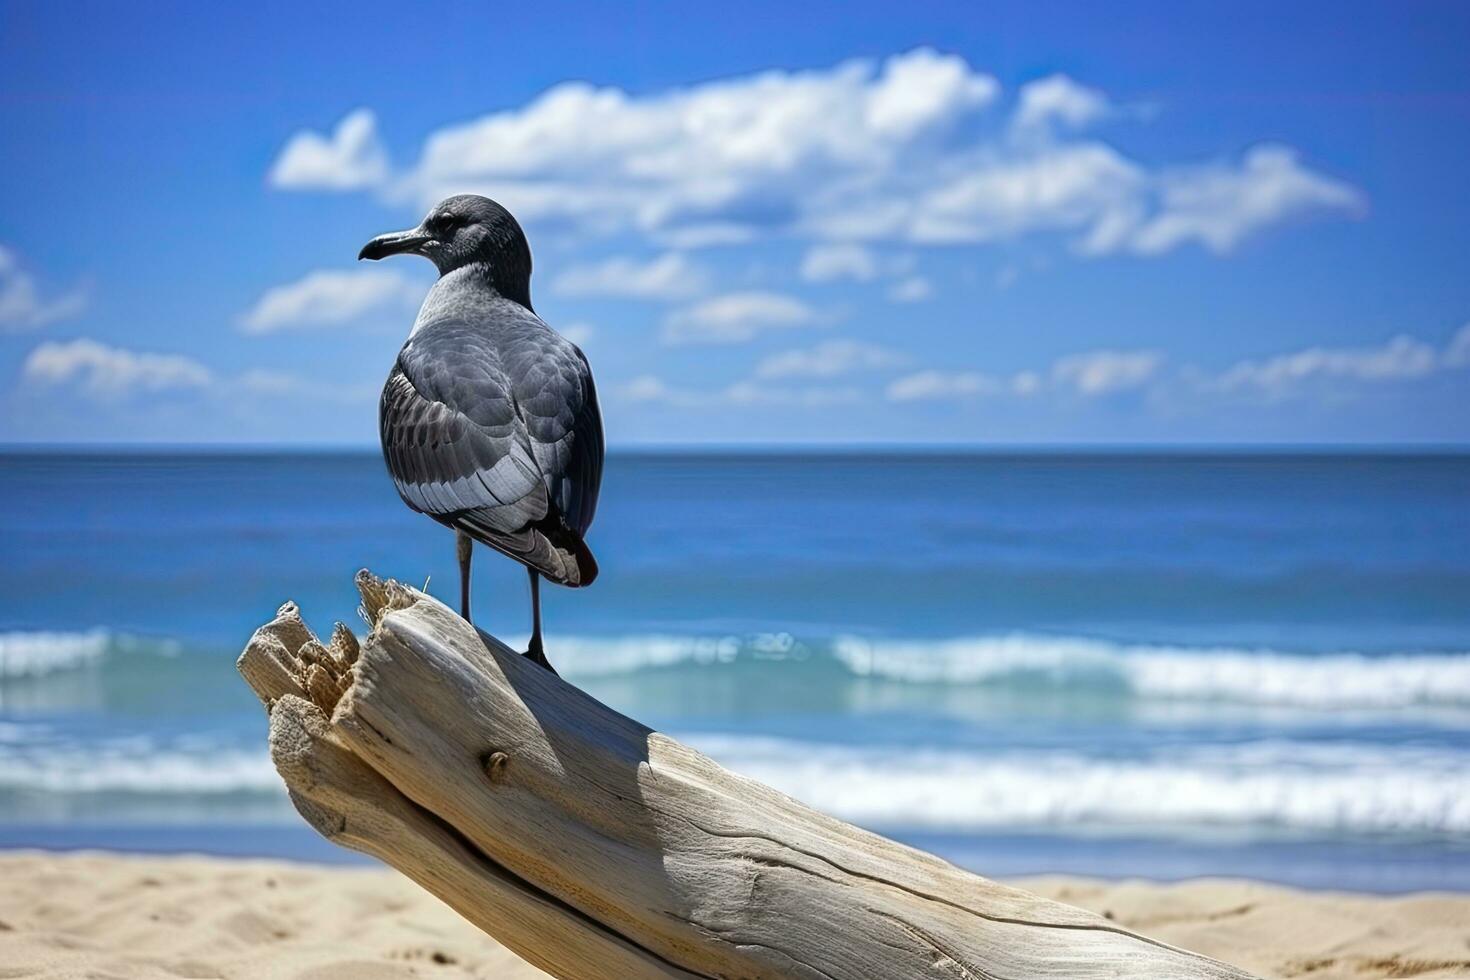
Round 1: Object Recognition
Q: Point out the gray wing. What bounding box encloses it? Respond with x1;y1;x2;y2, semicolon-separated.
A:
379;315;601;586
505;331;603;537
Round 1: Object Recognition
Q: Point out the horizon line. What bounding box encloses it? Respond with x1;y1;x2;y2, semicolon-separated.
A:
4;441;1470;457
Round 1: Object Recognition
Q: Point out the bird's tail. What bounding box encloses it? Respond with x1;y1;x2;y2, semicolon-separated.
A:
455;511;598;588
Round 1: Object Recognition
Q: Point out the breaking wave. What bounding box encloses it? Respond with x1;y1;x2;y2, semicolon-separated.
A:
0;629;113;678
7;626;1468;710
4;727;1463;836
544;632;1470;709
681;734;1470;835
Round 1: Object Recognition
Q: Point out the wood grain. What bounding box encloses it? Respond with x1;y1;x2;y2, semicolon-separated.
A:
237;570;1257;980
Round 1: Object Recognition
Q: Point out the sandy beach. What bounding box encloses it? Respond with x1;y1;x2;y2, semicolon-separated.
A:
1;852;1465;980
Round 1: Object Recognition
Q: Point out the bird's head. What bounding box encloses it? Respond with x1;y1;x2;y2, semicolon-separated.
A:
359;195;533;303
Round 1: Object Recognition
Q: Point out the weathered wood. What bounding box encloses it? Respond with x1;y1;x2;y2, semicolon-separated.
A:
238;571;1256;980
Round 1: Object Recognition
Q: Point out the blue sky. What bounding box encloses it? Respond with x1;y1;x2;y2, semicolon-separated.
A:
2;0;1468;446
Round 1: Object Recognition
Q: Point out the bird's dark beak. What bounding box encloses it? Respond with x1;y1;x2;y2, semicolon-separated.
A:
358;228;431;261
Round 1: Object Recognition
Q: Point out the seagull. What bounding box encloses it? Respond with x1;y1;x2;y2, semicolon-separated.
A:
359;195;602;673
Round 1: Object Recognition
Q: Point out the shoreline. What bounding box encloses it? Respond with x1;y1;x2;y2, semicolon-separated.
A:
3;850;1467;980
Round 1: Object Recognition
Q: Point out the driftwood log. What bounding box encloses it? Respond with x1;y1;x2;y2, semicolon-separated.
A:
237;570;1255;980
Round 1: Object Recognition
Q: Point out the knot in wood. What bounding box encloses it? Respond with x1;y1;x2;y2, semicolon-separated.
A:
482;750;510;784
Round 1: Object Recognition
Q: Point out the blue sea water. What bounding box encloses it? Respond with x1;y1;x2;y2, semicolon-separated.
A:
2;450;1468;891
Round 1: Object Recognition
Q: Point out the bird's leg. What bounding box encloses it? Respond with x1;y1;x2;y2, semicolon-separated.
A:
524;569;556;674
456;530;474;622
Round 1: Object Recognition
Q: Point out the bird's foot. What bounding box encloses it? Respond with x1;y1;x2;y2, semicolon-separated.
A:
523;639;557;675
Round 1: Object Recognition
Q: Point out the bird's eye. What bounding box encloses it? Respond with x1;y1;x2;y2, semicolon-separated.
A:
434;213;458;234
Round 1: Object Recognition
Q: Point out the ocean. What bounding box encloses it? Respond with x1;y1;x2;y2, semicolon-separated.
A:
2;450;1467;892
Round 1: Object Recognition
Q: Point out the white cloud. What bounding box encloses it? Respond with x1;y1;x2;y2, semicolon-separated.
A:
621;375;672;403
1013;74;1111;132
887;276;933;303
1214;334;1440;395
559;322;595;346
654;224;757;249
1051;349;1164;395
755;339;906;379
23;339;212;398
885;324;1470;409
1010;370;1043;396
278;52;1361;260
21;340;380;411
239;268;422;334
1443;323;1470;368
623;320;1470;420
886;369;997;402
269;108;389;191
620;373;857;408
551;252;707;300
886;349;1162;403
905;143;1360;256
799;244;879;283
905;142;1146;246
395;49;1002;237
864;47;1000;138
1121;145;1366;256
0;246;87;332
722;380;860;407
661;291;822;345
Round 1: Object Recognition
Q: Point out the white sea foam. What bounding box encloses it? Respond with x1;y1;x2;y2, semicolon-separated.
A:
550;633;748;674
2;731;1463;836
679;734;1470;835
0;743;280;794
829;634;1470;708
6;626;1465;710
0;629;111;678
537;631;1470;708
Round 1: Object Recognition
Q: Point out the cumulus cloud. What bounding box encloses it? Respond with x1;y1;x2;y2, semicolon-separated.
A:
620;373;857;408
551;252;707;300
887;276;933;303
881;141;1360;255
559;322;595;346
1012;74;1112;133
801;243;924;296
904;142;1146;246
22;339;380;410
722;381;859;407
275;51;1362;260
864;45;1001;138
886;349;1163;402
621;375;673;403
885;325;1470;408
800;244;880;283
755;339;906;379
661;291;823;345
1443;323;1470;368
1213;334;1441;396
619;319;1470;420
23;339;213;398
1051;349;1164;395
397;48;1000;236
238;268;422;334
0;246;87;332
269;108;390;191
886;370;997;402
1119;145;1367;256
